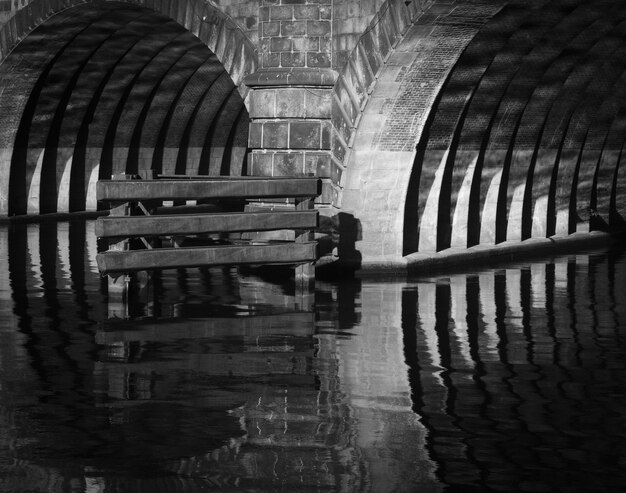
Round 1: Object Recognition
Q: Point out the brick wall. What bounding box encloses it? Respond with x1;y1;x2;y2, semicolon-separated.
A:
259;0;332;69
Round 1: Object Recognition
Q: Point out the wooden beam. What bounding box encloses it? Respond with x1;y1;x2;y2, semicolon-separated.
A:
96;242;318;274
95;210;319;238
97;177;322;202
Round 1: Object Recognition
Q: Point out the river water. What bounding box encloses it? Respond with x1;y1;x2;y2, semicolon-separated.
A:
0;219;625;492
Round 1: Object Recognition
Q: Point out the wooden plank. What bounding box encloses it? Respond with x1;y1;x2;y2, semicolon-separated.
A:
96;312;315;343
96;242;318;274
97;177;322;202
95;210;319;238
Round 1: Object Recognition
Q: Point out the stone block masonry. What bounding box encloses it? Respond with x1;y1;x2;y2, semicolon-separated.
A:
259;0;332;69
244;68;338;205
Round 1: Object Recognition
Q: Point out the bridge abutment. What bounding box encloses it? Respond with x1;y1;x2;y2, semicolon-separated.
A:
245;68;338;207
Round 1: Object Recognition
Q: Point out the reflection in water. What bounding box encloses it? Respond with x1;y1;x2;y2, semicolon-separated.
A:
0;220;625;492
402;250;626;493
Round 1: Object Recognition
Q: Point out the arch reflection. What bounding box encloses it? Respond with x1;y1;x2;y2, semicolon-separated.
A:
0;220;625;492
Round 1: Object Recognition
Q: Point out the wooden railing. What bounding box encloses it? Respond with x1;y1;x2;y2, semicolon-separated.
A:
95;175;321;289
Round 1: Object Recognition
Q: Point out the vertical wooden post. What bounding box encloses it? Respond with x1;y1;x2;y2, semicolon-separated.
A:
106;174;133;318
295;196;315;305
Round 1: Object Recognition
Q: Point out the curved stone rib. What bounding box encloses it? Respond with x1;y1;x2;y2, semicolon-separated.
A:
418;148;448;252
505;19;626;242
149;57;223;175
37;8;149;214
594;113;626;226
479;169;502;245
67;16;183;185
7;7;117;215
450;154;478;248
110;35;191;175
197;86;241;176
469;2;619;244
478;6;626;243
126;46;211;176
172;68;229;175
444;2;577;247
557;44;626;234
0;0;257;216
182;72;235;174
56;156;73;213
26;149;44;215
64;12;168;212
221;105;249;176
612;144;626;224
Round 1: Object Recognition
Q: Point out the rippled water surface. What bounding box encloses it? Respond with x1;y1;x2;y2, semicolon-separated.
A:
1;220;626;492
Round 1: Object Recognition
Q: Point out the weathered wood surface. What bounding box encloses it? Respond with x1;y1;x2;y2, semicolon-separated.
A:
96;312;315;343
95;210;319;238
97;242;318;274
97;177;322;202
294;197;315;291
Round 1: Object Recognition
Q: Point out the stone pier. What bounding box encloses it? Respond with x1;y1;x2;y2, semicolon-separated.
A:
245;68;337;207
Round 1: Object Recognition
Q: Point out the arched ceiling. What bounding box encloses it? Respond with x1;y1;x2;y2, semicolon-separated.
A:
0;1;249;216
334;0;626;264
408;0;626;251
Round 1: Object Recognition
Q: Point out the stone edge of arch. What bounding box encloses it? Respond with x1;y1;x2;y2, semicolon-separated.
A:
0;0;259;98
327;0;441;266
329;0;505;264
329;0;437;182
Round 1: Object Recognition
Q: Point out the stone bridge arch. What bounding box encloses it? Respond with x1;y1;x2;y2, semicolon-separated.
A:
0;0;258;215
0;0;257;82
1;0;625;268
334;0;626;268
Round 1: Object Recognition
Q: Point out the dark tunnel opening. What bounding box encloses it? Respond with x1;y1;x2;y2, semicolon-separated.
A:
0;1;249;216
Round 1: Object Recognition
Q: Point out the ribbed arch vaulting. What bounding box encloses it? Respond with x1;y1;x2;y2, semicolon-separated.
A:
404;0;626;254
0;1;253;216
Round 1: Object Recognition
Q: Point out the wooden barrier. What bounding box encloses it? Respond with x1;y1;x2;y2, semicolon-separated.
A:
97;243;318;272
95;175;321;292
96;177;322;201
95;210;318;238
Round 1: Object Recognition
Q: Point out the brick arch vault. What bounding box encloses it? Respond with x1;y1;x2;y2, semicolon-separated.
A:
335;0;626;268
0;0;258;215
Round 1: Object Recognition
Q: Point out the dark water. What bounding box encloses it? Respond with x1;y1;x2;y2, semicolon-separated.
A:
1;220;626;492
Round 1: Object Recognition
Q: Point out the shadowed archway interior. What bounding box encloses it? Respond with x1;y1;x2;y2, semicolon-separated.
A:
0;1;249;216
404;0;626;254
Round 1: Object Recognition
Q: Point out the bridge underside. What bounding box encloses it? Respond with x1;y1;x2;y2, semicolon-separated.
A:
0;0;625;270
409;0;626;251
339;0;626;266
0;2;248;216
